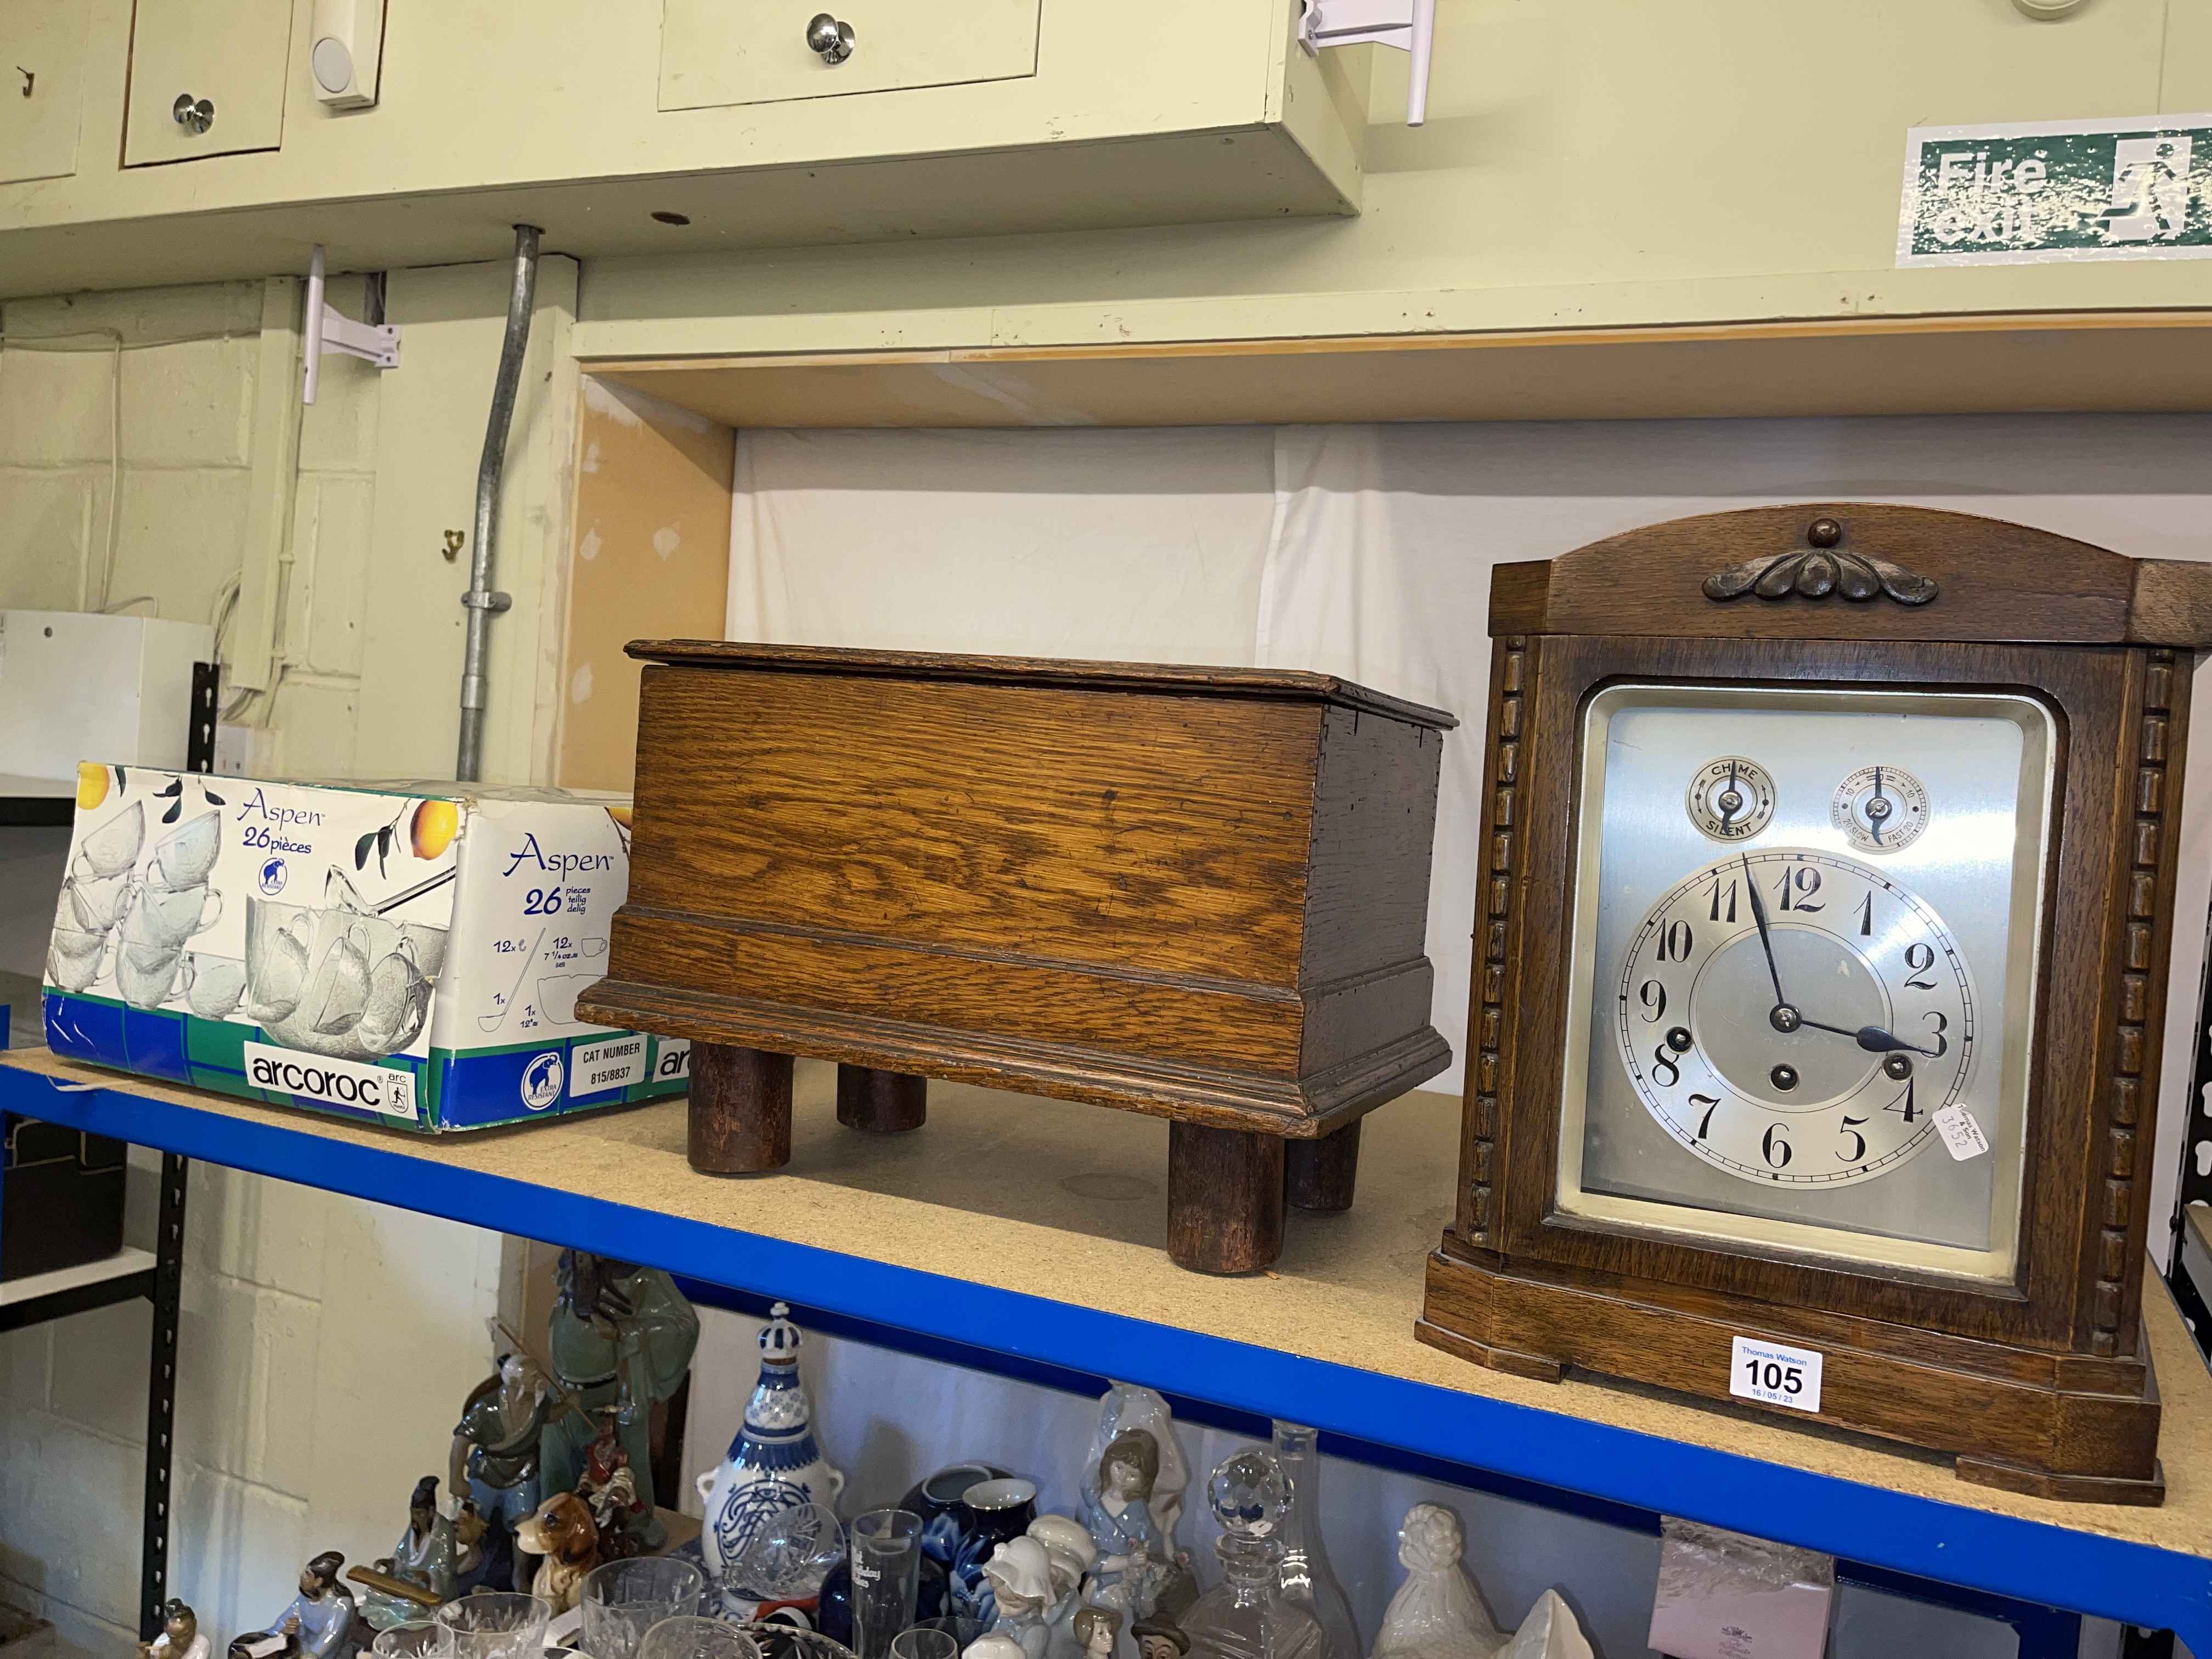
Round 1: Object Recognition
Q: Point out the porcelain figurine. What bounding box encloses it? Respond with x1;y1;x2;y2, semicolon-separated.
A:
969;1638;1029;1659
356;1478;459;1629
1268;1425;1356;1659
1132;1619;1190;1659
515;1489;605;1615
578;1404;651;1559
983;1537;1066;1659
1081;1431;1169;1621
140;1600;210;1659
1082;1388;1194;1617
1177;1452;1319;1659
268;1553;357;1659
698;1301;847;1609
1370;1506;1591;1659
541;1251;700;1550
1074;1607;1124;1659
450;1347;554;1590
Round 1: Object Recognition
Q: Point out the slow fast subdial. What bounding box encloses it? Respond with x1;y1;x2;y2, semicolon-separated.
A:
1831;765;1929;854
1685;757;1776;842
1616;848;1974;1187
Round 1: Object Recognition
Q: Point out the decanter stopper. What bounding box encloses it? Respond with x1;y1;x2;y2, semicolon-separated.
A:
1209;1449;1290;1561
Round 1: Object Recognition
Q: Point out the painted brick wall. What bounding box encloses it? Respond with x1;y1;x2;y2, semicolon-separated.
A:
0;275;541;1656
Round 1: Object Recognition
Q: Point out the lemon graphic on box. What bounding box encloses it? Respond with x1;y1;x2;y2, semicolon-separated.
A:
76;763;110;810
410;799;460;860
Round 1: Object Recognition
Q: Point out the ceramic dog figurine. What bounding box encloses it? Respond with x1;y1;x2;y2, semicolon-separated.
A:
514;1491;602;1615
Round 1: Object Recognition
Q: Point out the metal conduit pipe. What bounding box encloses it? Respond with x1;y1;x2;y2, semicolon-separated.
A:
455;223;544;782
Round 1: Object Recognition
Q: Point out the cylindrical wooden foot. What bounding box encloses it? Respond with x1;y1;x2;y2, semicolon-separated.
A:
1167;1121;1285;1274
688;1043;794;1174
836;1065;928;1133
1284;1120;1362;1212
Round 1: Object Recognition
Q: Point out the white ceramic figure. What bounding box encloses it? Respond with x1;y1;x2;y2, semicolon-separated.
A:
970;1637;1030;1659
1084;1386;1191;1546
697;1304;847;1612
984;1537;1063;1659
1370;1506;1591;1659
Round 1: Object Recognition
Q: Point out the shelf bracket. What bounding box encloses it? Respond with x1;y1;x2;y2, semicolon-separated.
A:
1297;0;1435;126
303;244;399;405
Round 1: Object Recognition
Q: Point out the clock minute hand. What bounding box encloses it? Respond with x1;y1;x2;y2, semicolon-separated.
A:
1794;1015;1941;1058
1740;853;1790;1010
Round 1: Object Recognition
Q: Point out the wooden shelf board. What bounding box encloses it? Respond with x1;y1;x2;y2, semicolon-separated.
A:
4;1045;2210;1635
589;311;2212;431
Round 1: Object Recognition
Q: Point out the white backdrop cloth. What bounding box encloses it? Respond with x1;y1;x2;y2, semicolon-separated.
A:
730;413;2212;1262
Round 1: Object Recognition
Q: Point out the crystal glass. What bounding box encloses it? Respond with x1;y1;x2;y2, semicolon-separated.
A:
910;1619;985;1651
371;1623;456;1658
1180;1450;1321;1659
582;1558;709;1659
435;1592;552;1659
889;1631;956;1659
848;1509;924;1659
732;1502;845;1602
1269;1424;1358;1659
636;1617;764;1659
724;1626;856;1659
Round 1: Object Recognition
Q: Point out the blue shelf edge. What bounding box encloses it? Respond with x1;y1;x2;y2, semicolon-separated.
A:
8;1060;2207;1647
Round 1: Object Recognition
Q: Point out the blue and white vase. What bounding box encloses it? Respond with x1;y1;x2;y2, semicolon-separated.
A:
697;1302;847;1610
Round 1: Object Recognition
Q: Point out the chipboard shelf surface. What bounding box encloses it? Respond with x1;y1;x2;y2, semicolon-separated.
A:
4;1046;2209;1641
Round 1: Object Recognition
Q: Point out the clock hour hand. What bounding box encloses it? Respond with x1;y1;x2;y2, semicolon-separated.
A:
1793;1015;1940;1058
1741;851;1790;1011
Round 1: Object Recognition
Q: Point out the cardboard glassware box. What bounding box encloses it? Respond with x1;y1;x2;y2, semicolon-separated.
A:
42;768;690;1130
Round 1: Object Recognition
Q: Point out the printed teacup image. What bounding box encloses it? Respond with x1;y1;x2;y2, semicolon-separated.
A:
74;800;145;879
150;810;222;888
180;953;247;1020
47;927;108;993
116;940;184;1011
121;882;223;950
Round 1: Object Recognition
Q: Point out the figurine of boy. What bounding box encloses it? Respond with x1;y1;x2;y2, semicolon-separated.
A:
541;1251;699;1547
577;1405;648;1559
269;1553;356;1659
1081;1430;1167;1620
140;1600;209;1659
1132;1619;1189;1659
983;1537;1063;1659
357;1477;459;1629
1073;1607;1122;1659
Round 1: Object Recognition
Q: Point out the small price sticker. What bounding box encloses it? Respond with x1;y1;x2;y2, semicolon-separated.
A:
1730;1335;1823;1414
1933;1103;1989;1161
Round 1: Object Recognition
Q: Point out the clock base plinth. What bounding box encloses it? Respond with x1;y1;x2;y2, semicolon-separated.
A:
1418;1248;2165;1505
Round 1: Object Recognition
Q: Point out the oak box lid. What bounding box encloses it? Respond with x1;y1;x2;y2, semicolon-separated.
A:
1490;503;2212;648
625;639;1458;729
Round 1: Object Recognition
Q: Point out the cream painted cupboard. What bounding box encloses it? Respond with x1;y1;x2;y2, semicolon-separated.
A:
0;0;1365;300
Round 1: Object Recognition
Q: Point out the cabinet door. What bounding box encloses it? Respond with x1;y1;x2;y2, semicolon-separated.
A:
0;1;88;183
124;0;295;166
661;0;1040;111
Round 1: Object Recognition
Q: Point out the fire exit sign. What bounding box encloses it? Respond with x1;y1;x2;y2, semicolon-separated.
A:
1898;114;2211;267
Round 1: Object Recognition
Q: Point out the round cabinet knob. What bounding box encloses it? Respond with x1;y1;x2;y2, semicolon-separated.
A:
806;13;856;63
171;92;215;134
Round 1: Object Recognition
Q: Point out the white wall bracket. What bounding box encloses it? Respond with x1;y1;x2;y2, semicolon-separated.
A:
303;245;398;405
1298;0;1436;126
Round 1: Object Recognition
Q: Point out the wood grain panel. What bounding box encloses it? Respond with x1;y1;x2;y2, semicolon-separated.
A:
1302;704;1449;983
627;666;1323;984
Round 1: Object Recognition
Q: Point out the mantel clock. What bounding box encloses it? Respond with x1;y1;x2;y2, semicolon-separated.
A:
1416;504;2212;1504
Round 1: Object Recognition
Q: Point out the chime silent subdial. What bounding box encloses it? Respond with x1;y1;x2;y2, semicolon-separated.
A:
1831;765;1930;854
1685;757;1776;842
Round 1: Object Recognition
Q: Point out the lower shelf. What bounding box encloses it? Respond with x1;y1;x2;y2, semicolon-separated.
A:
0;1244;156;1331
3;1046;2210;1641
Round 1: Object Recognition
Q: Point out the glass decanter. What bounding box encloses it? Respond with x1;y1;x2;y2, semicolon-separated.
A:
1180;1449;1322;1659
1271;1424;1359;1659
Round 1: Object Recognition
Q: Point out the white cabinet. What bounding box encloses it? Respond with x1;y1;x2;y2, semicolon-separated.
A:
0;2;88;184
662;0;1042;110
123;0;295;166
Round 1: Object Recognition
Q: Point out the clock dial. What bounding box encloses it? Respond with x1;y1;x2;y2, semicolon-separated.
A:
1615;849;1973;1188
1831;765;1931;853
1556;682;2052;1282
1684;757;1776;841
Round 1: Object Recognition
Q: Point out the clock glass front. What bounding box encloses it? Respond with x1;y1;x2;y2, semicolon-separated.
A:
1555;684;2056;1282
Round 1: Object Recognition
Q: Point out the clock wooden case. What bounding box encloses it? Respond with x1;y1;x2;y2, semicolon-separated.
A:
579;641;1455;1275
1415;504;2212;1505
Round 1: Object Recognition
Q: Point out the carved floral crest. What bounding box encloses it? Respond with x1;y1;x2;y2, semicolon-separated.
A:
1703;517;1938;606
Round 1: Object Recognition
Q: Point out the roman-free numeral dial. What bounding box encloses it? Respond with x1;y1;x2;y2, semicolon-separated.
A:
1685;757;1777;841
1615;848;1974;1187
